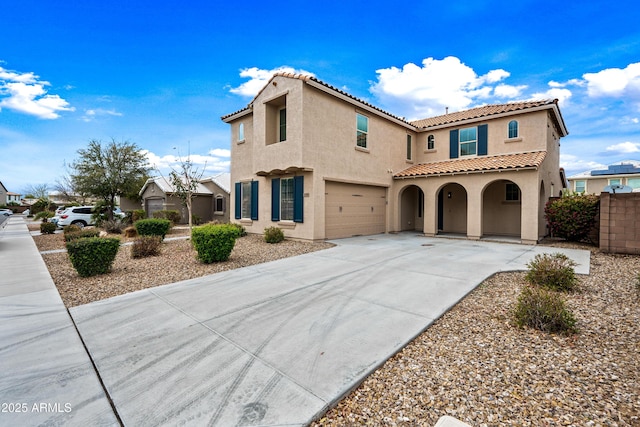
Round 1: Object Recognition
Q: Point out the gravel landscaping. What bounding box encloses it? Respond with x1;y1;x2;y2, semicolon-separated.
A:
30;223;640;425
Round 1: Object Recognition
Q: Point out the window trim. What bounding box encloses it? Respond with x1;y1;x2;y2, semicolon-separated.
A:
356;113;368;149
459;127;478;157
505;182;520;201
508;120;518;139
238;123;245;142
427;134;435;150
214;195;225;214
608;178;622;186
574;180;586;193
406;134;412;160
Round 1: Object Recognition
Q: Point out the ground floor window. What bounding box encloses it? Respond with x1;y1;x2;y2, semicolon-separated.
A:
506;183;520;201
235;181;258;220
271;176;304;222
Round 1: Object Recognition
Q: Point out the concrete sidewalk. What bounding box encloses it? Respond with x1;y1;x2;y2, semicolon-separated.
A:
68;232;589;426
0;216;118;426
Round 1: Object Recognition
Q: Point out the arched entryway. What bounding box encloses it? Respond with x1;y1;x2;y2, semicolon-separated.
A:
399;185;424;231
437;183;467;235
482;179;521;238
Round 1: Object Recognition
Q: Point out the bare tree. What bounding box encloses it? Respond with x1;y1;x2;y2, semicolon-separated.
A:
167;146;207;230
22;183;49;200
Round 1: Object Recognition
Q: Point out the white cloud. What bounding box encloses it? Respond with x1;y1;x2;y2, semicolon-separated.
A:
230;66;315;97
530;87;573;105
583;62;640;98
143;149;230;176
0;66;74;119
369;56;520;119
209;148;230;157
81;108;123;122
605;141;640;154
561;154;607;175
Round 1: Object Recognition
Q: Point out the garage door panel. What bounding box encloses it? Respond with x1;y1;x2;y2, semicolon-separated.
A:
325;182;386;239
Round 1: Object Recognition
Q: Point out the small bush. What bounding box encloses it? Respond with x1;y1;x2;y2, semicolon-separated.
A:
124;226;138;238
131;209;147;222
264;226;285;244
66;237;120;277
191;223;238;263
63;224;81;235
228;222;247;237
525;253;578;292
40;222;57;234
513;285;577;334
153;209;181;224
192;214;202;226
103;219;125;234
135;218;171;239
131;235;163;258
64;228;101;242
545;194;599;242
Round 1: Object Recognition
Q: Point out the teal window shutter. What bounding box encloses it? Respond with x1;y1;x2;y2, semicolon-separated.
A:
271;178;280;221
478;124;488;156
234;182;241;219
449;129;459;159
250;181;258;220
293;176;304;223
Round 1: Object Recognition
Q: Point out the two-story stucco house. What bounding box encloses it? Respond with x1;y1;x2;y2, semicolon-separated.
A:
222;73;568;244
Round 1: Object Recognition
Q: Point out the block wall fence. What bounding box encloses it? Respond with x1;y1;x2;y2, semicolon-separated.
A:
599;192;640;255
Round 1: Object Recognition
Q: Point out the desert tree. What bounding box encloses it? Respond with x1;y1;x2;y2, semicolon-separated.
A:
167;147;206;229
70;139;149;221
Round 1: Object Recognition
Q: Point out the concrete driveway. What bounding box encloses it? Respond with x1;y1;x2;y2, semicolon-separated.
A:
69;233;590;426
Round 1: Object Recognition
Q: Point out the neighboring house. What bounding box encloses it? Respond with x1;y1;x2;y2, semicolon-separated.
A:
0;182;22;205
222;73;568;244
568;160;640;194
139;173;230;223
0;182;8;205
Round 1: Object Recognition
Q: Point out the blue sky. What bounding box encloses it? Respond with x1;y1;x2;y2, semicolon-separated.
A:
1;0;639;194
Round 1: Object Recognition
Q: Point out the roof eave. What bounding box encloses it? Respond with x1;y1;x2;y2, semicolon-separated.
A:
394;165;540;179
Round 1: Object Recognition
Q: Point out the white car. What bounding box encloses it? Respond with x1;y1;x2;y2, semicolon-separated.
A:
0;209;14;216
56;206;125;228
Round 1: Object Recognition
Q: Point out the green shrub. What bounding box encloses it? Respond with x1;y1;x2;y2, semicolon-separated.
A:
513;285;577;334
35;210;54;221
544;194;599;242
64;228;101;242
40;222;57;234
191;223;238;263
525;253;578;292
228;222;247;237
264;226;285;244
135;218;171;239
30;198;50;215
103;219;125;234
66;237;120;277
191;214;202;225
153;209;181;224
131;209;147;222
131;235;163;258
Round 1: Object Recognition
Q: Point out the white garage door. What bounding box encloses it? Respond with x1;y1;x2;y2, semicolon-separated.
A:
325;181;386;239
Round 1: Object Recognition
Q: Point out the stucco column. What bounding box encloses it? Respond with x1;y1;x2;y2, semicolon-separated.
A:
520;185;539;244
466;190;482;240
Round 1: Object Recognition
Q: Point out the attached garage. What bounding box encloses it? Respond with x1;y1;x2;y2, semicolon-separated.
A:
325;181;387;239
145;198;164;219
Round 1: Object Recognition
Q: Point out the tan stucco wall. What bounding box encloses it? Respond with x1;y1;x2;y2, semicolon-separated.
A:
227;75;564;243
568;174;640;194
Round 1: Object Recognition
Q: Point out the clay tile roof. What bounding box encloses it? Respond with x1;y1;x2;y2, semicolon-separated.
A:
410;100;558;129
394;151;547;178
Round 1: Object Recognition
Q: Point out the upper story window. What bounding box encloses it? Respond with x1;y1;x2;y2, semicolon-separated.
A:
279;108;287;142
574;180;586;193
508;120;518;138
459;127;477;156
406;135;412;160
265;94;287;145
238;123;245;141
356;113;368;148
427;135;435;150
